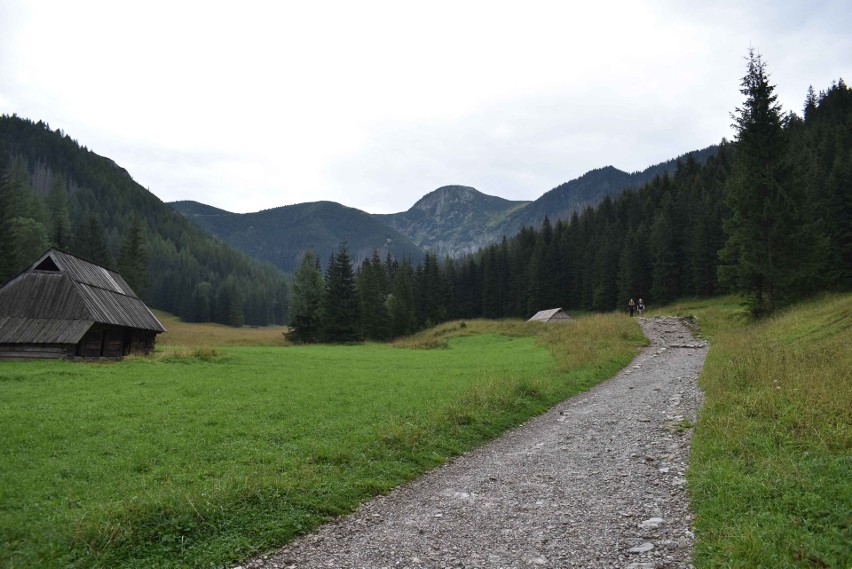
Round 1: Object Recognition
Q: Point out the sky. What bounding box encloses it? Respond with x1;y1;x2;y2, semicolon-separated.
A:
1;1;849;215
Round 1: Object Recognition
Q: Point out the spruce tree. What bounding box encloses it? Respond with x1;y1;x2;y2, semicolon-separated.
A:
0;147;13;280
320;244;361;342
650;192;680;304
288;251;325;342
190;282;215;323
388;260;417;337
47;173;72;249
481;245;501;318
8;217;49;275
357;250;391;340
719;49;828;314
72;213;113;268
117;217;149;297
217;274;244;327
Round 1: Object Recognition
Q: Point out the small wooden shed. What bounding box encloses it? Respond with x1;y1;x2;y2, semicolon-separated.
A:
528;307;573;323
0;249;166;360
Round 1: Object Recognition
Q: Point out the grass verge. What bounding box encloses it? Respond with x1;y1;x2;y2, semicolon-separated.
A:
663;294;851;568
0;313;643;568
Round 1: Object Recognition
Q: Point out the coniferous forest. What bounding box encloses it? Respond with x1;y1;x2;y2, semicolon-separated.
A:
2;52;849;337
295;61;850;342
0;116;288;327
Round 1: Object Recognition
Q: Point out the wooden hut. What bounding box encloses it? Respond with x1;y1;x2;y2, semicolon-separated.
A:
0;249;165;360
527;308;573;323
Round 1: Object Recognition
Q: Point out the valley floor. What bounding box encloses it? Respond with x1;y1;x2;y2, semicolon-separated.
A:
241;317;707;569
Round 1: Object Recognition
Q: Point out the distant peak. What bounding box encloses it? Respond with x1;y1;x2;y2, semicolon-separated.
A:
420;185;480;200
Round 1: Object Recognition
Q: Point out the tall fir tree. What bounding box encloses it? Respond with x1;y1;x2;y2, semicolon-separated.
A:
0;146;13;280
72;213;113;268
288;251;325;343
357;250;391;340
320;243;361;342
190;282;215;323
46;173;72;249
719;49;828;314
117;217;149;298
216;274;244;327
388;260;417;337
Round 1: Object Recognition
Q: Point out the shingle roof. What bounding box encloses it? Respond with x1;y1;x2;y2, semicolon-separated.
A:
528;308;572;322
0;249;165;344
0;316;93;344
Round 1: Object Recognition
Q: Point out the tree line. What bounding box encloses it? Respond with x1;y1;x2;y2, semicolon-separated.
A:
3;52;847;335
291;56;849;340
0;115;288;327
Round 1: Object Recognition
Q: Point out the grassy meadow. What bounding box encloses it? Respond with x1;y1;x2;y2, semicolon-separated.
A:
0;313;644;568
657;294;851;568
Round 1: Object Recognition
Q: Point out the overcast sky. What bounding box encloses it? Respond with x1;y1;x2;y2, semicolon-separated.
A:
1;1;849;214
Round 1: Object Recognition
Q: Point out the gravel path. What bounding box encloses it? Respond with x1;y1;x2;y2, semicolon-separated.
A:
242;317;708;569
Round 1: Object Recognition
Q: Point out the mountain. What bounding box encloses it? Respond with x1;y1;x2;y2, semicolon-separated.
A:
170;146;718;266
375;185;530;257
504;146;719;234
169;200;425;273
379;146;718;256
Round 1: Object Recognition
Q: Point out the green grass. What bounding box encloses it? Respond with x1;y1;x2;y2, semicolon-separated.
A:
0;314;643;568
666;294;851;568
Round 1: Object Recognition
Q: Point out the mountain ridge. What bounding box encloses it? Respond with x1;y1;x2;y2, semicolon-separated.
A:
170;145;718;263
169;199;425;272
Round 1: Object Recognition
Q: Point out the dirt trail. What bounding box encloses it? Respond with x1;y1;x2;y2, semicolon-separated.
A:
242;317;708;569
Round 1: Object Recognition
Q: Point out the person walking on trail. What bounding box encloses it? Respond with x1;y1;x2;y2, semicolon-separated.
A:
638;298;645;316
628;298;636;317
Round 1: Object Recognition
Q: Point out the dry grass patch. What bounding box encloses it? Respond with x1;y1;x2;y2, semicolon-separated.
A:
153;310;289;349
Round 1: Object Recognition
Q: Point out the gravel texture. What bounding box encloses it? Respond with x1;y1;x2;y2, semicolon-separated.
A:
241;317;707;569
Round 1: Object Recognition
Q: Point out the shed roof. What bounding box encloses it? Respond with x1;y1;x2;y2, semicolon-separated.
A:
528;308;572;322
0;316;93;344
0;249;165;344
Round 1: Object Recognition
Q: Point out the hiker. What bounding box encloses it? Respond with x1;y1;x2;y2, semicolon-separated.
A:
628;298;636;317
638;298;645;316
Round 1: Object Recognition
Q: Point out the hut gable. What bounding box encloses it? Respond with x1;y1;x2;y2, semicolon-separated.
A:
0;249;165;360
528;308;573;323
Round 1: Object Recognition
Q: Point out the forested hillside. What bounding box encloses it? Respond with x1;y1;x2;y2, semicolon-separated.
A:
292;72;849;342
176;149;718;265
0;115;288;326
494;146;718;239
170;199;425;273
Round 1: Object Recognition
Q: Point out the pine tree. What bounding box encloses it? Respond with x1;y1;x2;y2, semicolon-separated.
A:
288;251;325;342
46;173;72;249
719;49;828;314
416;252;447;328
72;213;113;268
117;217;149;298
190;282;215;323
617;228;642;307
216;274;244;327
481;245;501;318
321;244;361;342
0;147;14;280
357;250;391;340
8;217;50;275
388;260;417;337
650;192;680;304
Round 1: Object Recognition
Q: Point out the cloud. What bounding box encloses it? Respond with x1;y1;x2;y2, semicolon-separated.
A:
1;0;850;214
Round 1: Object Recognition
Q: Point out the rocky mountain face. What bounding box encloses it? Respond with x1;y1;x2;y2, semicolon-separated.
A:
375;186;530;258
378;146;718;257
